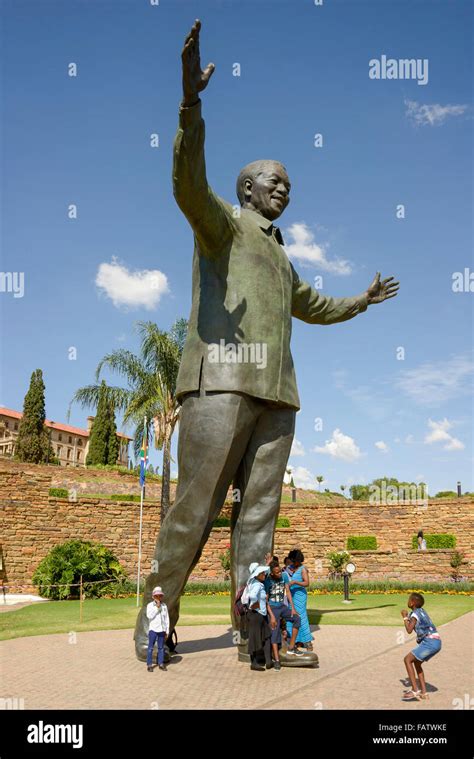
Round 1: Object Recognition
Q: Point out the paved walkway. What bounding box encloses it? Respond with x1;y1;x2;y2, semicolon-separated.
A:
1;613;472;710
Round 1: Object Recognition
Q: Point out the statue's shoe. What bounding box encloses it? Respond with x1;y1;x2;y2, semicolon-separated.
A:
134;606;148;661
279;649;319;668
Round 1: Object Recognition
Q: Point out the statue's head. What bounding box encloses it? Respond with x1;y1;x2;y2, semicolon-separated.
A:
236;159;290;221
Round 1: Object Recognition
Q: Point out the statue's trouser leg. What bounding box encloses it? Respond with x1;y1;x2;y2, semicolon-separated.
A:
134;390;266;660
230;404;296;658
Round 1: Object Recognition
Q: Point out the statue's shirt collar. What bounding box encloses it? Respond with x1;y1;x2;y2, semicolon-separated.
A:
240;208;285;245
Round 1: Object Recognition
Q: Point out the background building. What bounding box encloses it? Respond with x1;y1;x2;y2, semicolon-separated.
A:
0;408;132;467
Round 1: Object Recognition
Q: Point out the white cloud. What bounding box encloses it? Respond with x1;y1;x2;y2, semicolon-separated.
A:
283;222;352;275
405;434;415;444
396;355;474;406
375;440;389;453
290;438;305;456
405;99;469;127
424;418;464;451
286;465;318;490
96;257;169;310
314;429;363;462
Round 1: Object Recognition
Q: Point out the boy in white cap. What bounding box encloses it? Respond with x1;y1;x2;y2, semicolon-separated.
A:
146;586;170;672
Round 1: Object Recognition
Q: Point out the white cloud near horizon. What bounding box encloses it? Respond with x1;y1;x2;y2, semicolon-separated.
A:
290;438;305;456
405;99;469;127
424;418;464;451
96;257;169;310
314;429;363;462
286;465;320;490
396;355;473;406
375;440;389;453
283;223;352;275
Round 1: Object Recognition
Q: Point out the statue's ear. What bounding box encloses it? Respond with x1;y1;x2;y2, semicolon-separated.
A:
244;178;253;201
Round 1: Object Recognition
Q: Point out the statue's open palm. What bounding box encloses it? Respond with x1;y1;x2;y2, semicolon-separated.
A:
182;20;215;105
367;272;400;304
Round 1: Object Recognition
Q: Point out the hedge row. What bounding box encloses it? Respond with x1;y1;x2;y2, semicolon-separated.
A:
411;534;456;549
347;535;377;550
213;516;291;528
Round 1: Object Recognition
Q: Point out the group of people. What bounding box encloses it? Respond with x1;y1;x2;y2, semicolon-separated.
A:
244;549;314;672
144;553;442;701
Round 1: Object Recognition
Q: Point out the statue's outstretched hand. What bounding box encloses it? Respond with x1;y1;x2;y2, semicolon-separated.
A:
181;19;215;107
366;272;400;304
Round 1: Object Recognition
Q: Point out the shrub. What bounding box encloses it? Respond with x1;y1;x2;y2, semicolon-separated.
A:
219;546;231;575
411;534;456;549
347;536;377;550
48;488;68;498
32;539;127;600
327;551;350;574
276;517;290;527
110;494;142;502
434;491;458;499
214;516;230;527
450;551;466;582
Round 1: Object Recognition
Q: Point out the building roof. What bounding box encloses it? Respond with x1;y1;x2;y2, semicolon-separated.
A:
0;408;133;441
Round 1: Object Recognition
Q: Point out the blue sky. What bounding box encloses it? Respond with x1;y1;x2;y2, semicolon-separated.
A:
1;0;472;494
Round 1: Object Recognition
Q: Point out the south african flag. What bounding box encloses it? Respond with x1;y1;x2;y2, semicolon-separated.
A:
139;433;148;488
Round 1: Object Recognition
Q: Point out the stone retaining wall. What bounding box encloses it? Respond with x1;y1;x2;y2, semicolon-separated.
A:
1;460;472;592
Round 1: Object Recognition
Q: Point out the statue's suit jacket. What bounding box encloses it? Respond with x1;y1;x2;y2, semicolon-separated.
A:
173;100;368;410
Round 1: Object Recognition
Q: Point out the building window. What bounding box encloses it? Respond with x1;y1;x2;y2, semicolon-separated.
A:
14;423;18;431
77;450;81;461
67;449;71;459
57;446;62;457
58;434;62;442
78;439;82;446
5;422;8;429
68;436;72;444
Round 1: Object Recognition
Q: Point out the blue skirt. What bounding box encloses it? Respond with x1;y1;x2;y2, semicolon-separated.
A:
286;588;313;644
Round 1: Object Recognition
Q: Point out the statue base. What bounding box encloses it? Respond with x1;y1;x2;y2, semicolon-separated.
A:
237;644;318;668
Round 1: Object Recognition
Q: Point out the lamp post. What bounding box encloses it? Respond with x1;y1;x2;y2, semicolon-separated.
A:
342;562;356;603
457;481;462;497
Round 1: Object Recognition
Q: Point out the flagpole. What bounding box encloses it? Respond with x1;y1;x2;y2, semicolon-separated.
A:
136;415;146;608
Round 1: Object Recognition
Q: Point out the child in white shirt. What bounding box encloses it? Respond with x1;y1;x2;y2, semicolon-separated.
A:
146;586;170;672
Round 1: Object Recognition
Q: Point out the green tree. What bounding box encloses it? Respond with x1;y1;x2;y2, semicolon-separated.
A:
107;400;119;465
316;475;324;491
15;369;55;463
71;318;187;523
85;381;119;465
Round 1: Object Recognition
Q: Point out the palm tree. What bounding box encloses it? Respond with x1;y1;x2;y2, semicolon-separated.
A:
316;475;324;491
70;319;187;522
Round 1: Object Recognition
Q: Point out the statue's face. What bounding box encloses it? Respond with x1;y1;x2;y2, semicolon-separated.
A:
244;161;291;221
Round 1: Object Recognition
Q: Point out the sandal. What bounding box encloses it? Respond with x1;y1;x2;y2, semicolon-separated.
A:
402;690;421;701
419;693;430;700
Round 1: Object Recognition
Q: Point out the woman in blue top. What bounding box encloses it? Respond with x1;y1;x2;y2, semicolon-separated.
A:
285;549;314;650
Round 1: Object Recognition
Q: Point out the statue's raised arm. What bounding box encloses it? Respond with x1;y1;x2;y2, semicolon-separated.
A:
173;19;232;255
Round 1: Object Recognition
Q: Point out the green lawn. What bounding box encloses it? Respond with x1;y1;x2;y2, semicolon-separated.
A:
1;593;472;641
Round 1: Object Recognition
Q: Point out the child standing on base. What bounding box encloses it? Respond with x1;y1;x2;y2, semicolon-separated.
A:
146;586;170;672
401;592;441;701
265;561;303;670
